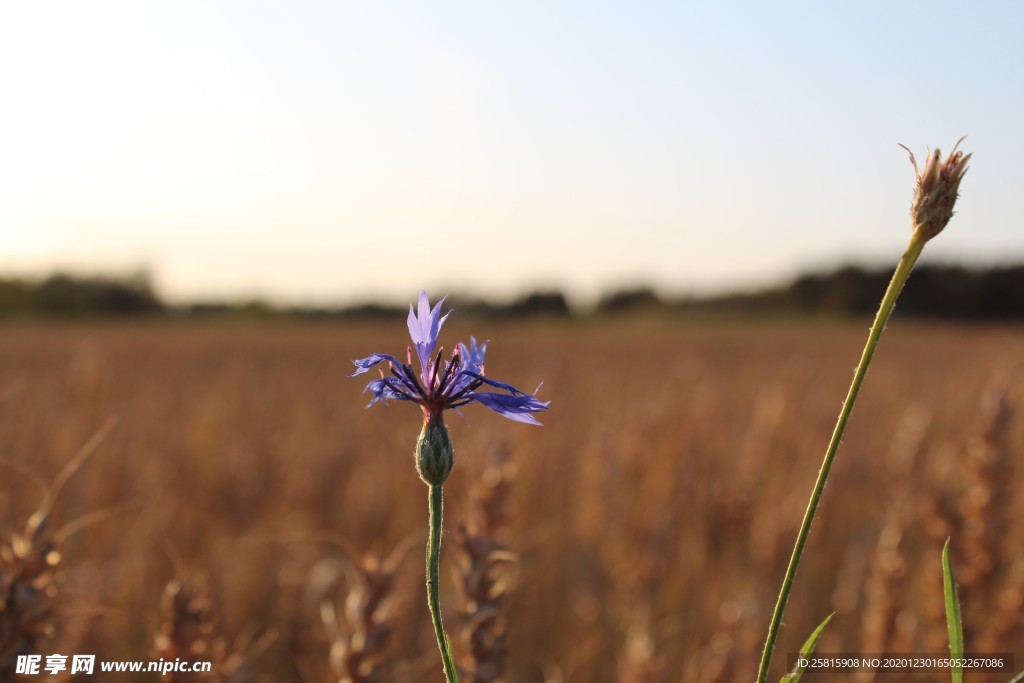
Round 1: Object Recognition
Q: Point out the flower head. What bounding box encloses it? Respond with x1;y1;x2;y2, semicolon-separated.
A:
350;291;549;425
900;136;971;242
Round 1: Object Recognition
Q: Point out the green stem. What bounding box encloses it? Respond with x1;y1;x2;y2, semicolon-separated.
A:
755;231;928;683
427;483;459;682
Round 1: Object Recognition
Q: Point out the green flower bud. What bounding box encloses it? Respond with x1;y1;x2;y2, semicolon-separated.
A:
415;414;454;486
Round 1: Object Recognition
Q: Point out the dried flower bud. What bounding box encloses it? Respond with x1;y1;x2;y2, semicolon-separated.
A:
415;414;454;486
900;137;971;241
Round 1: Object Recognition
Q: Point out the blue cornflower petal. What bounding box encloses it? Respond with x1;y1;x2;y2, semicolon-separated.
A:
458;337;487;371
362;377;417;407
349;353;402;377
463;391;549;425
465;372;535;397
407;291;451;377
445;337;487;395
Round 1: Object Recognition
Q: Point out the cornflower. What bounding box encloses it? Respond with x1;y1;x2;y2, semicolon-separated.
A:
352;293;548;423
350;291;548;682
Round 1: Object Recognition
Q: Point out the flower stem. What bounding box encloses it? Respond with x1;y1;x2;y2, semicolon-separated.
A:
755;231;928;683
427;483;459;682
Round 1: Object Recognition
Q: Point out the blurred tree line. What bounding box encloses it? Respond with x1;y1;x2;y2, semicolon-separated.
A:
0;272;162;317
680;264;1024;320
2;264;1024;320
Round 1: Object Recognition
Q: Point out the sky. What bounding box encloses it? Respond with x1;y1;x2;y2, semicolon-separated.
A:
1;1;1022;306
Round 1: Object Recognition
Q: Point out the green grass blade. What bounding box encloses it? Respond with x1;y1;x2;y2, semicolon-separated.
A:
942;539;964;683
444;632;460;682
780;614;834;683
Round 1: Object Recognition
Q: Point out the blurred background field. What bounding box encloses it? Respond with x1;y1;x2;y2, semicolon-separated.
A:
4;3;1024;680
2;314;1021;681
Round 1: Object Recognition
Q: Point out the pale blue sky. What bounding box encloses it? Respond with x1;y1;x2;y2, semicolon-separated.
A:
1;1;1021;305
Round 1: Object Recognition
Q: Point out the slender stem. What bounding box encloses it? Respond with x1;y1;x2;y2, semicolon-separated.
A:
755;231;928;683
427;483;459;682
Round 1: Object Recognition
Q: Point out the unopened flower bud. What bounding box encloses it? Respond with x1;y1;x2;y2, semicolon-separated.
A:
900;137;971;241
415;414;454;486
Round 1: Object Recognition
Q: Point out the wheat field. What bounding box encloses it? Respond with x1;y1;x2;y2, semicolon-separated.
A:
1;316;1021;682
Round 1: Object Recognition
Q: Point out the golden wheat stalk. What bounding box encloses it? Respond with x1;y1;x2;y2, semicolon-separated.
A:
0;418;117;679
454;454;518;683
321;539;416;683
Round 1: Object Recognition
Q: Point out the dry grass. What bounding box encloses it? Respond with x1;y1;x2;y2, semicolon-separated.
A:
1;316;1022;681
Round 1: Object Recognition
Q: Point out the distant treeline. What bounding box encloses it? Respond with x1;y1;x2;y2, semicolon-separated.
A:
685;264;1024;320
3;264;1024;320
0;273;162;317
